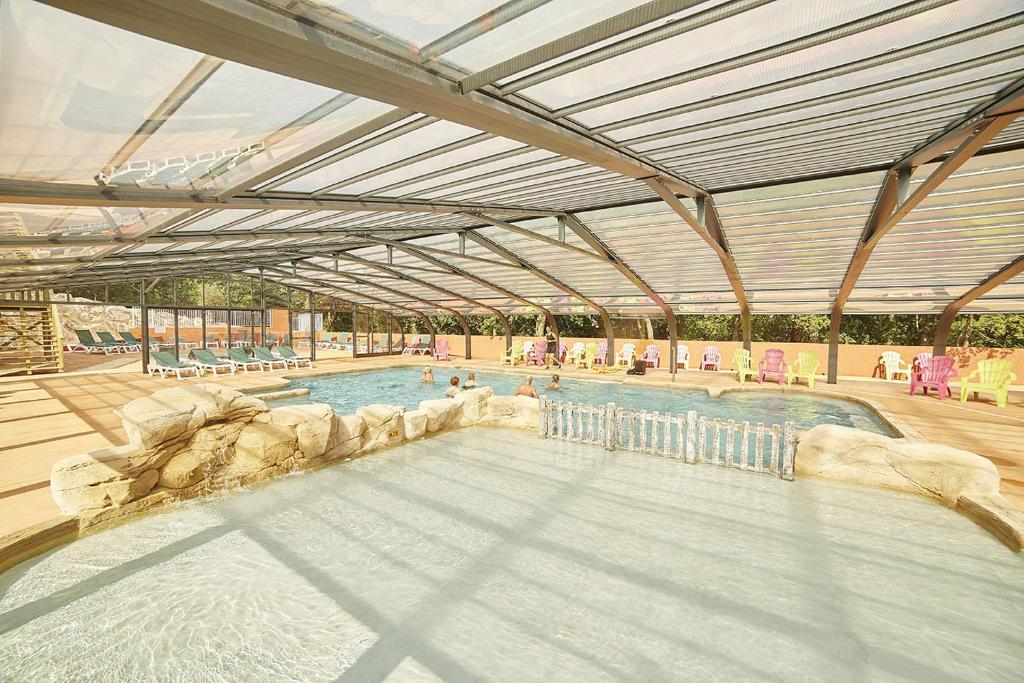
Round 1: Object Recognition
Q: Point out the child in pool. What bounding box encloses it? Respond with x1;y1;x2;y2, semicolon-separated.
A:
444;375;461;398
547;374;560;390
422;366;434;383
464;371;477;389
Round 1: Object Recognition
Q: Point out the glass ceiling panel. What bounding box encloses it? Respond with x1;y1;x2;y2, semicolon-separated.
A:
851;149;1024;303
270;119;483;193
0;0;199;183
716;171;887;307
559;2;1024;128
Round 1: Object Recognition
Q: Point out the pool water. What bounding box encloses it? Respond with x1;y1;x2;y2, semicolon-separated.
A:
279;367;897;436
1;429;1020;681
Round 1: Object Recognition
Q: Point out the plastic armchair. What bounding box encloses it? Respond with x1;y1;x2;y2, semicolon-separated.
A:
558;343;567;364
960;359;1015;408
641;344;660;368
758;348;787;385
531;337;547;366
913;352;932;373
733;349;756;384
434;338;450;361
786;351;820;389
909;355;957;399
594;342;608;366
700;346;721;371
616;343;637;366
676;344;690;370
577;342;599;369
500;340;524;366
881;351;911;381
569;342;585;365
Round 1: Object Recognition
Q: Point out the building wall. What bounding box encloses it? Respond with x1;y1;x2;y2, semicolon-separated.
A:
429;334;1024;379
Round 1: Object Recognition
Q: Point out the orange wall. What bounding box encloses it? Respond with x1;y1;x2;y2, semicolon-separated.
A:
431;334;1024;379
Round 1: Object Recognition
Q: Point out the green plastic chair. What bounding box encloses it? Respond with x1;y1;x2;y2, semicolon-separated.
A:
578;342;600;369
253;346;288;370
786;351;820;389
960;359;1016;408
733;349;756;384
278;345;312;368
190;348;235;375
500;340;524;366
148;350;200;380
227;347;263;373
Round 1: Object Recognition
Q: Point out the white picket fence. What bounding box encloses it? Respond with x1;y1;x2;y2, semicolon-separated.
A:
538;398;796;480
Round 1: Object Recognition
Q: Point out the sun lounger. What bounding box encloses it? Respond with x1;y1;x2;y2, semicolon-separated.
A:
277;345;312;368
252;346;289;370
98;330;137;351
148;350;201;379
191;348;236;375
75;329;123;354
227;347;263;373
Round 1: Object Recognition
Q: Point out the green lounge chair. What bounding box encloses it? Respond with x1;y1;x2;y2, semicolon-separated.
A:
960;359;1016;408
227;347;263;373
74;329;122;354
252;346;288;370
733;349;756;384
786;351;820;389
191;348;235;375
148;350;201;379
98;330;137;351
277;345;312;368
117;331;147;351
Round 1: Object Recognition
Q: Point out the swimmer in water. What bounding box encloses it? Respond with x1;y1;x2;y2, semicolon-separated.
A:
422;366;434;384
514;375;538;399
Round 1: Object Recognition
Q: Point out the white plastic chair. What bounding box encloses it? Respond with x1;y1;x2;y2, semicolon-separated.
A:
881;351;911;381
676;343;690;370
569;342;585;364
616;343;636;366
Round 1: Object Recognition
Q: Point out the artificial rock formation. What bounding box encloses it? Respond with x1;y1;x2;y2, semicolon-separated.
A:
797;425;1024;549
50;383;537;529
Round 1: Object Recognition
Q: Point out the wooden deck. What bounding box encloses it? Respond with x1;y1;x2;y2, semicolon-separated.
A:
1;353;1022;540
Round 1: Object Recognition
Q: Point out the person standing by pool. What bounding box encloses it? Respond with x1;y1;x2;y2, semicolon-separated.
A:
543;328;560;369
515;376;538;398
422;366;434;383
444;376;461;397
547;374;560;390
464;371;477;388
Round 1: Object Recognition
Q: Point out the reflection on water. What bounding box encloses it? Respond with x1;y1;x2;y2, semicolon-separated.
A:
279;367;897;436
1;429;1021;681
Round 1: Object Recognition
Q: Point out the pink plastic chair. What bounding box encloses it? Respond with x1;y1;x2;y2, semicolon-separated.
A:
700;346;721;371
594;342;608;366
758;348;787;385
531;337;547;366
435;338;450;361
558;343;567;364
641;344;660;368
910;355;957;399
913;352;932;373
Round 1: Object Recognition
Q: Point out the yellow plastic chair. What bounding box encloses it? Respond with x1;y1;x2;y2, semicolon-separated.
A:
786;351;820;389
960;359;1016;408
577;342;599;369
733;349;756;384
500;340;524;366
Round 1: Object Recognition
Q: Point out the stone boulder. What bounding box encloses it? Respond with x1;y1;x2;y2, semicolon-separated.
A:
231;421;298;473
796;425;1001;504
453;387;492;426
51;444;160;514
269;403;334;460
403;409;428;440
158;421;244;489
325;414;366;459
357;404;406;451
418;399;458;432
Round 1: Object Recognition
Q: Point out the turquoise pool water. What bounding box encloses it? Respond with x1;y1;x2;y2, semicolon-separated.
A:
277;367;897;436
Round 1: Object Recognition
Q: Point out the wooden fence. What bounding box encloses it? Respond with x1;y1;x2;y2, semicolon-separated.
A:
538;398;796;480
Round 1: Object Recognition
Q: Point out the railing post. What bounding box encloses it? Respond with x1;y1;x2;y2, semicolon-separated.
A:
782;421;796;481
685;411;696;463
604;402;616;450
538;397;547;437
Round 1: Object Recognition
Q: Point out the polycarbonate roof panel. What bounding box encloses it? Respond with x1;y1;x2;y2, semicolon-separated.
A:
573;200;738;313
850;149;1024;310
716;170;888;312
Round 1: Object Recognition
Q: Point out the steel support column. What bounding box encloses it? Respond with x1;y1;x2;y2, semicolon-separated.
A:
933;255;1024;355
140;279;150;373
309;290;317;361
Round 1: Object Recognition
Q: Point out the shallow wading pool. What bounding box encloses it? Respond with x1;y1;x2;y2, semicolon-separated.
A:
1;429;1021;681
277;367;898;436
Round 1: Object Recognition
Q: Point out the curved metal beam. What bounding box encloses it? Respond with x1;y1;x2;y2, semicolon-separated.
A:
933;255;1024;356
465;231;614;363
